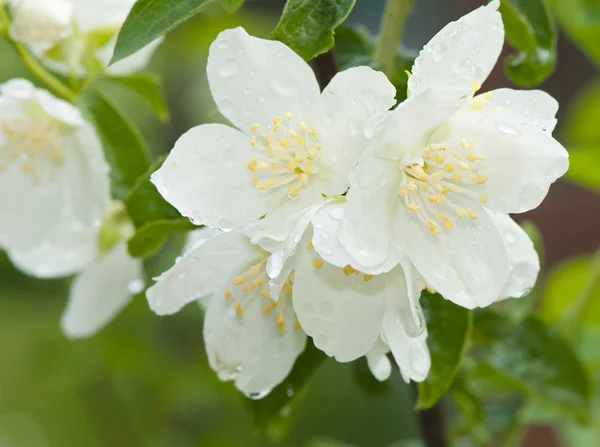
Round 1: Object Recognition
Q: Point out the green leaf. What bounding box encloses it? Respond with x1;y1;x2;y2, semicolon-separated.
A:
415;292;472;410
125;156;182;228
219;0;244;14
499;0;557;87
246;341;327;435
111;0;235;64
108;73;170;121
563;78;600;145
538;255;600;326
475;313;591;423
548;0;600;68
128;219;195;258
566;145;600;192
334;24;374;71
273;0;356;61
78;88;150;201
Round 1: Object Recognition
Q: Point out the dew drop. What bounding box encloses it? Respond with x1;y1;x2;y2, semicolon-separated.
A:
329;207;344;220
128;279;145;294
378;177;388;187
319;301;334;319
219;59;239;77
302;302;316;316
314;222;324;229
495;122;521;136
177;272;188;280
319;244;333;255
245;389;272;400
218;40;229;49
315;333;330;348
504;230;517;244
243;88;251;95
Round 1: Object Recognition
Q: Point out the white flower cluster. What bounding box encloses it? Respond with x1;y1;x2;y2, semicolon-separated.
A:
1;0;568;399
147;0;567;397
0;0;161;336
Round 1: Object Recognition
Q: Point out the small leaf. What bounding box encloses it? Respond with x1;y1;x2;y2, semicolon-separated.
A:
125;156;183;228
475;313;591;423
415;292;472;410
548;0;600;68
128;219;195;258
219;0;244;14
334;24;374;70
108;73;170;121
499;0;557;87
111;0;226;64
538;255;600;326
78;88;150;201
566;146;600;192
273;0;356;61
246;341;327;434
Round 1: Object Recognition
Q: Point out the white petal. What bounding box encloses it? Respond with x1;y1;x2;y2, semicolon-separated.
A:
146;230;265;315
203;282;306;396
151;123;278;229
373;89;463;160
103;39;163;76
251;185;324;249
366;338;392;382
292;238;386;362
7;218;97;278
489;211;540;300
338;151;400;268
207;27;320;132
9;0;73;49
393;204;510;309
61;242;143;339
183;227;223;254
408;0;503;97
263;199;328;300
311;202;402;275
72;0;135;32
483;88;558;132
382;314;431;383
444;110;568;214
314;66;396;194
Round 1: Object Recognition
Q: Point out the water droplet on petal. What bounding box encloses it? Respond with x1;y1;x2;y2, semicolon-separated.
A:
128;279;145;294
495;122;521;136
244;389;272;400
504;231;517;244
319;301;334;319
329;207;344;220
219;59;239;77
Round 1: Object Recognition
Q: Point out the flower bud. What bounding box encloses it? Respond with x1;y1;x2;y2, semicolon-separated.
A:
9;0;73;49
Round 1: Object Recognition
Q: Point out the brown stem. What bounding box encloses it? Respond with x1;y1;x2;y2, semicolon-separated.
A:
412;383;448;447
313;49;338;89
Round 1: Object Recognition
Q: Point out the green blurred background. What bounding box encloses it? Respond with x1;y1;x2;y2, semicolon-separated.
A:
1;0;599;446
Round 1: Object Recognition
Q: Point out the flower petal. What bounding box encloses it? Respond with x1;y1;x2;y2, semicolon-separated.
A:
483;88;558;132
146;230;265;315
366;338;392;382
152;123;279;229
311;202;402;275
382;314;430;383
489;211;540;300
444;109;568;214
292;237;386;362
314;66;396;194
408;0;503;98
373;89;463;160
61;242;143;339
7;219;97;278
207;27;320;132
393;204;510;308
203;282;306;396
338;152;399;268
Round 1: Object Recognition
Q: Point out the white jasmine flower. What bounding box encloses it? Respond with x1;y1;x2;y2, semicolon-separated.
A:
147;223;430;395
9;0;73;50
151;27;396;251
0;78;110;259
333;0;566;308
10;0;162;76
60;241;144;339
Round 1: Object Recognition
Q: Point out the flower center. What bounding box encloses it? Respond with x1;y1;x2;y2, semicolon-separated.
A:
0;115;63;182
246;112;321;199
223;257;300;333
397;138;488;235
